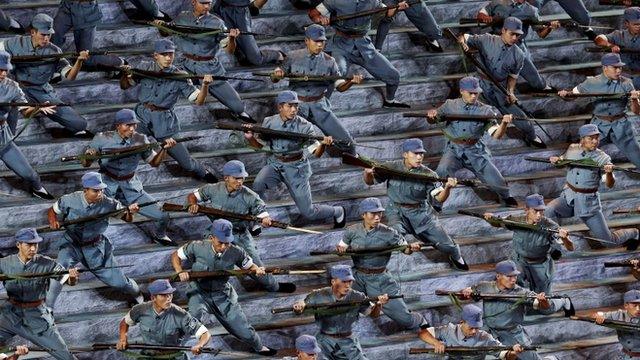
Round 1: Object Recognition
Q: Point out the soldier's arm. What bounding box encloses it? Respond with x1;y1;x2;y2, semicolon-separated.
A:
434;177;457;203
418;326;445;352
225;29;239;54
48;206;61;230
117;317;131;350
172;244;193;282
65;51;89;81
604;161;615;188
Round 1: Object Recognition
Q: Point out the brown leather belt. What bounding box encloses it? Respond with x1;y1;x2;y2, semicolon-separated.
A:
394;202;423;208
298;93;326;102
624;349;640;357
451;138;479;146
183;53;216;62
596;113;625;122
18;80;41;87
355;267;386;274
566;182;598;194
143;102;170;112
321;331;352;338
70;234;104;247
336;30;366;39
101;169;135;181
275;153;303;162
9;298;45;308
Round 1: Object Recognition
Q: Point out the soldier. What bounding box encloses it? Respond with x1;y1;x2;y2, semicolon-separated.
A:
170;219;278;356
309;0;411;108
458;260;574;360
457;17;546;148
590;289;640;359
120;38;218;182
185;159;295;293
483;194;573;294
117;279;212;360
528;0;595;40
0;14;91;136
0;50;55;199
544;124;640;250
594;8;640;89
337;197;429;330
213;0;284;66
292;265;390;360
428;76;518;207
476;0;560;91
418;304;524;360
46;171;144;308
631;259;640;280
248;90;346;228
159;0;252;121
0;345;29;360
0;228;79;360
558;53;640;170
374;0;443;51
272;24;363;155
281;335;322;360
363;138;469;270
0;10;24;34
82;109;176;246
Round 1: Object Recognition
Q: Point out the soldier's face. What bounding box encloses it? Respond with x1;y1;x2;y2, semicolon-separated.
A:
278;102;299;120
211;236;231;253
331;278;353;296
297;351;318;360
461;90;479;104
152;293;174;310
403;151;424;168
117;123;137;138
224;176;245;192
580;134;600;151
305;38;326;55
83;188;104;204
154;52;175;68
30;30;51;47
496;273;517;289
362;212;382;228
192;0;212;14
525;208;543;224
0;70;7;80
603;65;622;80
16;242;38;260
500;29;521;46
627;21;640;35
625;302;640;317
460;322;478;337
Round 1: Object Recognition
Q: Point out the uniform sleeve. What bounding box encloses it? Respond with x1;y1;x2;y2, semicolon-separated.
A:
339;227;355;248
234;247;254;270
181;78;200;102
594;150;612;166
599;309;624;321
356;292;374;315
125;304;143;326
575;78;595;94
248;191;268;218
195;184;213;202
56;57;73;77
510;51;524;78
11;84;27;104
390;227;407;246
140;134;154;161
177;242;197;262
465;34;486;50
329;58;340;76
52;194;70;216
179;310;207;337
281;53;292;73
605;30;623;45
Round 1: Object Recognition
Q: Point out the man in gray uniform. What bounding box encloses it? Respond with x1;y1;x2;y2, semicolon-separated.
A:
591;290;640;359
374;0;443;51
282;335;322;360
544;124;640;250
161;0;251;121
429;76;518;207
0;228;79;360
418;304;524;360
213;0;284;65
483;194;573;294
117;279;211;360
185;159;295;293
170;219;278;356
0;10;24;34
292;265;389;360
595;8;640;89
459;260;574;360
309;0;411;108
82;109;175;246
476;0;559;91
272;24;362;155
121;38;217;182
1;14;90;136
0;50;55;199
46;171;144;308
528;0;595;40
248;90;346;227
337;197;428;330
558;53;640;170
458;17;545;148
363;138;469;270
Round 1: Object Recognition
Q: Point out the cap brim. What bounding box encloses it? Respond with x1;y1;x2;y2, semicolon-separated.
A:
35;27;54;35
581;131;600;137
311;36;327;41
19;237;43;244
339;275;355;281
0;64;12;71
411;149;426;153
214;231;235;243
467;320;483;328
152;287;176;295
505;270;521;276
513;30;524;35
225;171;249;178
87;183;108;190
530;204;546;210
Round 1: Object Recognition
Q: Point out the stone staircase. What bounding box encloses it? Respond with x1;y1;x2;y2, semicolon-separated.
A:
0;0;639;359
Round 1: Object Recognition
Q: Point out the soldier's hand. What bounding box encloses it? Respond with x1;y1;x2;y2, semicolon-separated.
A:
604;164;614;173
426;109;438;119
162;137;177;149
14;345;29;356
49;219;61;230
364;168;375;176
557;89;571;97
548;20;561;29
314;15;330;26
377;293;389;305
512;344;524;353
68;267;80;282
460;287;473;299
536;292;547;302
409;242;422;252
120;65;133;77
631;259;640;269
630;90;640;100
202;74;213;85
351;74;364;84
502;114;513;124
445;177;457;189
558;228;569;239
272;68;285;81
85;148;99;157
152;19;166;26
593;311;606;324
336;243;348;253
434;341;446;354
293;300;306;314
243;130;254;140
483;212;494;220
128;203;140;213
457;35;469;52
39;104;57;115
188;204;199;214
116;338;128;350
77;50;90;61
611;45;621;53
254;266;266;276
397;1;409;10
549;156;561;164
506;92;518;104
322;136;333;145
191;344;203;355
261;216;272;227
178;271;190;282
228;28;240;38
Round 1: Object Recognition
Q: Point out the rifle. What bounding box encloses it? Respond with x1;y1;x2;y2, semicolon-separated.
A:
68;343;223;355
252;71;356;82
162;203;323;235
135;20;273;37
409;346;537;354
528;92;629;99
271;294;404;314
599;0;640;5
214;120;384;150
342;153;483;188
60;136;201;163
604;260;637;268
571;315;640;332
403;112;555;124
443;28;551;140
613;208;640;214
0;102;69;107
328;0;422;24
310;244;429;256
172;268;325;281
524;156;640;176
0;265;133;281
10;50;133;63
118;66;265;82
435;289;569;301
36;200;159;233
458;17;611;30
585;47;640;54
458;209;614;245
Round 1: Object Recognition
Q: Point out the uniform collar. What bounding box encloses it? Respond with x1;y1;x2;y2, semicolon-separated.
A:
17;254;35;266
81;193;96;209
114;132;131;145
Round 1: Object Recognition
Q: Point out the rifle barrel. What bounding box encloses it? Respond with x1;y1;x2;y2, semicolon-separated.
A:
603;262;633;268
271;295;404;314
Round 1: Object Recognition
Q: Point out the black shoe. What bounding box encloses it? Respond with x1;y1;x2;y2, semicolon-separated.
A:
249;224;262;237
249;2;261;16
383;99;411;109
563;299;576;317
73;130;95;139
31;187;55;200
201;172;219;183
333;206;346;229
9;24;25;35
449;256;469;271
584;28;597;41
50;73;63;84
237;112;257;123
425;40;444;53
277;282;296;293
503;197;519;207
258;347;278;356
626;237;640;251
524;136;547;149
153;235;178;247
155;11;173;22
